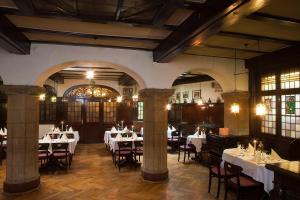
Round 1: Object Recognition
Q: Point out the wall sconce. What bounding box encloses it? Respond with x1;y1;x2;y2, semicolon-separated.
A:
132;95;138;102
51;96;57;103
230;102;240;114
117;96;123;103
255;103;267;116
166;104;171;110
39;93;46;101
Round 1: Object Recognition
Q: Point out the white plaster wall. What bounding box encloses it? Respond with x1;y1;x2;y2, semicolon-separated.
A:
0;43;248;92
172;81;223;103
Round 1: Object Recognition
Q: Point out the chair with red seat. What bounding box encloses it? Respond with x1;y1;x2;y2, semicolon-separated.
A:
116;141;133;171
52;143;70;170
133;140;143;162
224;161;264;200
168;130;180;152
38;143;50;168
177;136;196;163
208;153;229;198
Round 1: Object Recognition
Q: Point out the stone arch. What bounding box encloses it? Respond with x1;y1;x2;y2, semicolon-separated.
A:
35;60;146;89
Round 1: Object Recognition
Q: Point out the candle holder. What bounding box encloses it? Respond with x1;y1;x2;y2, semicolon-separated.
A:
61;121;64;132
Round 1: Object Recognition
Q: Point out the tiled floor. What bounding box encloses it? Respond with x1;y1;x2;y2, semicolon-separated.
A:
0;144;234;200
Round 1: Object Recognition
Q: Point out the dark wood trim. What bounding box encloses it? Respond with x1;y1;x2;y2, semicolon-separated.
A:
153;0;268;63
248;12;300;26
219;31;296;46
114;0;123;21
200;43;267;54
0;15;30;54
31;41;153;52
3;177;40;194
142;170;169;182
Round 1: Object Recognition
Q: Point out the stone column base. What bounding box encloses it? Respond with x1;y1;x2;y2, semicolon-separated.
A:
3;177;40;195
142;169;169;182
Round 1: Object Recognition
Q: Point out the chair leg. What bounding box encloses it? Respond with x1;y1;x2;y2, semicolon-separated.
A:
208;171;212;193
178;149;180;162
183;150;186;163
217;176;221;198
224;178;228;200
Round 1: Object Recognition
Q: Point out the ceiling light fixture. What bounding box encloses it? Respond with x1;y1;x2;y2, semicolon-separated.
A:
86;70;94;80
230;48;240;114
166;103;171;110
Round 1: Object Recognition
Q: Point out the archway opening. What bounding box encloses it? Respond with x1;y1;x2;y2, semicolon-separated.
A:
167;70;225;160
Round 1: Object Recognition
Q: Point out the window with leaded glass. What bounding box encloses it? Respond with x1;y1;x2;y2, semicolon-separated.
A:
86;102;100;122
104;102;116;123
261;74;276;91
67;101;82;122
137;102;143;120
261;95;276;135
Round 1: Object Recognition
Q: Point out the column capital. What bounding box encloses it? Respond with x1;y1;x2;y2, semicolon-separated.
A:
139;88;174;99
0;85;44;95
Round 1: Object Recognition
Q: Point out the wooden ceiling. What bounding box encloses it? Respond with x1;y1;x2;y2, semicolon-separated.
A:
0;0;299;62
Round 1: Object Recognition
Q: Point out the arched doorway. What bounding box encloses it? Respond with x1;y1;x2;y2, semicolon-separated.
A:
62;84;120;143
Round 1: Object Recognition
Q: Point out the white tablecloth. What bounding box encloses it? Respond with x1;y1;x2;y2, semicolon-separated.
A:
222;148;286;193
39;138;77;154
187;135;206;152
109;137;143;152
104;130;134;144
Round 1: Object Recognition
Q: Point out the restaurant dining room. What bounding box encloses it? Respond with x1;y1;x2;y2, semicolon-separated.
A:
0;0;300;199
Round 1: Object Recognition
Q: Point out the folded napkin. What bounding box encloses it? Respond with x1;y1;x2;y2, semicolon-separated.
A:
271;149;282;160
60;133;68;142
123;126;128;131
140;127;144;136
43;134;52;142
132;132;138;140
194;131;200;137
171;126;176;131
0;129;3;135
4;128;7;134
54;128;60;133
248;143;254;151
116;133;122;140
111;126;117;132
68;127;74;132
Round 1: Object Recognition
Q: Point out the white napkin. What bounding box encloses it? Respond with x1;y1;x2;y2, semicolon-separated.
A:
43;134;52;142
167;126;171;132
271;149;282;160
68;127;74;132
60;133;68;142
54;128;60;133
111;126;117;132
248;143;254;151
171;126;176;131
194;131;200;137
4;128;7;134
132;132;138;140
116;133;122;140
140;127;144;136
0;129;3;136
123;126;128;131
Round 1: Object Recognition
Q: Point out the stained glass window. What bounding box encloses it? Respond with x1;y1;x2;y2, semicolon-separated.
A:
137;102;143;120
261;74;276;91
64;85;119;99
281;94;300;138
261;95;276;135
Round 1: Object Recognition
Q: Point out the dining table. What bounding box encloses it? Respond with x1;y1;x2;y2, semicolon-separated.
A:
187;134;206;153
222;148;287;193
39;138;77;154
109;137;143;153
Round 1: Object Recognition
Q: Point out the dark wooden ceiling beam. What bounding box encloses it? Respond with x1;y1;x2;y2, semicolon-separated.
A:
200;43;268;53
248;12;300;26
153;0;270;63
0;0;18;13
114;0;124;21
173;74;214;86
121;2;162;20
152;0;184;26
0;14;30;54
219;31;297;45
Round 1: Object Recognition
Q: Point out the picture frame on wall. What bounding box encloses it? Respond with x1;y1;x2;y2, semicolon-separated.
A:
123;87;133;96
182;91;189;99
192;90;201;99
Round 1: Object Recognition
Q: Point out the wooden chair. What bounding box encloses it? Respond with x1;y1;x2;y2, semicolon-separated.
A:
116;141;132;171
168;130;180;152
38;143;50;168
208;153;229;198
52;143;70;170
224;161;264;200
133;140;143;162
49;133;60;139
177;136;196;163
66;133;75;139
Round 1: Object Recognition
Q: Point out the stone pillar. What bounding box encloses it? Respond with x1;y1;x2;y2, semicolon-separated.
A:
222;91;249;135
0;85;43;194
139;88;174;182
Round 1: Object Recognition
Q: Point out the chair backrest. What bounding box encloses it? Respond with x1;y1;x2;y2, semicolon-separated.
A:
224;161;243;186
117;141;132;151
111;133;117;138
52;143;69;153
49;133;60;139
208;153;222;174
134;140;143;149
38;143;49;151
171;131;180;137
66;133;75;139
178;136;187;145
